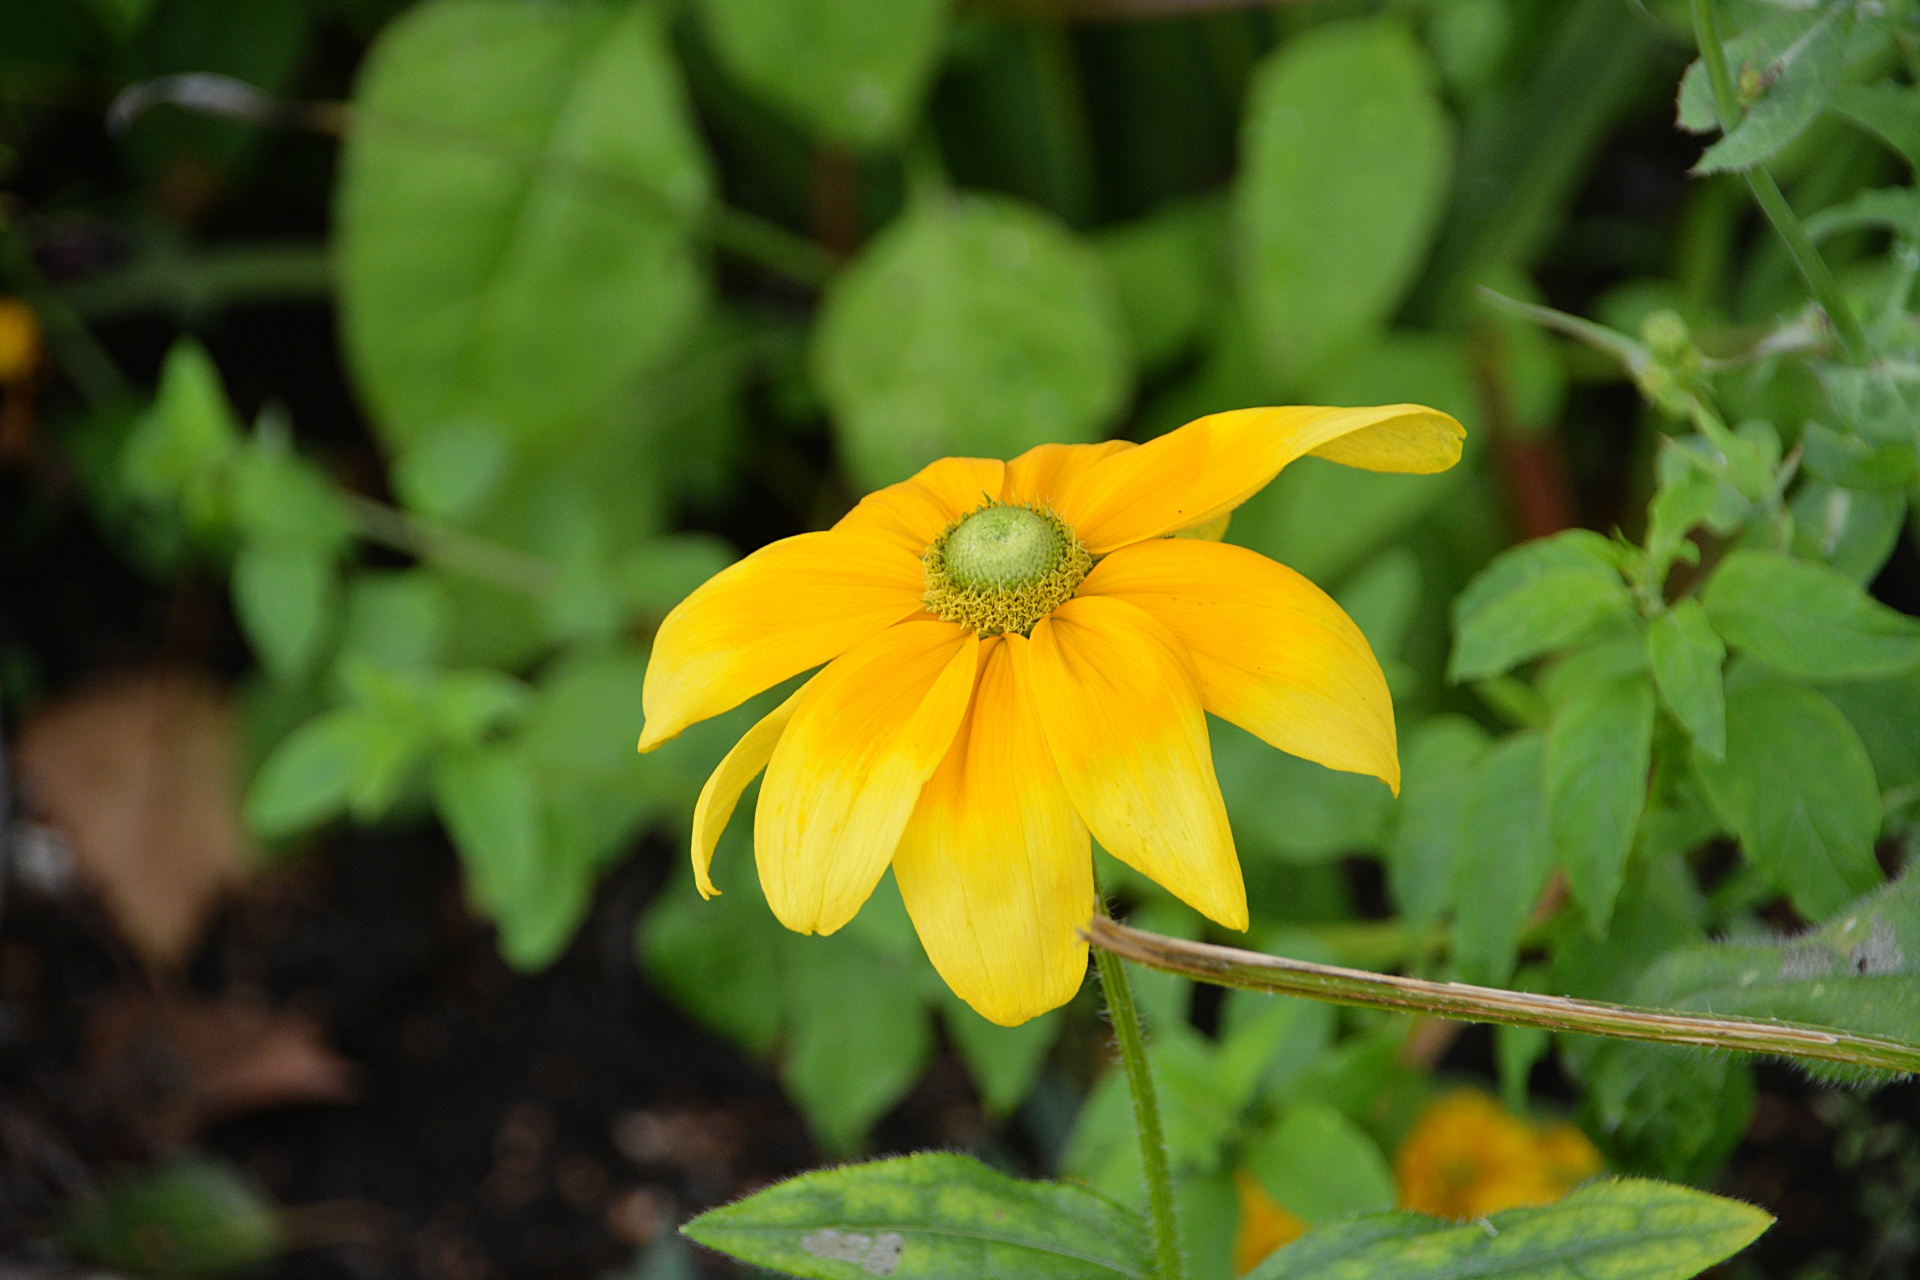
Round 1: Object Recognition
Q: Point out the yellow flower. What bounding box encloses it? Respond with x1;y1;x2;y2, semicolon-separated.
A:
1393;1091;1603;1221
0;299;41;384
1232;1168;1307;1275
638;405;1464;1025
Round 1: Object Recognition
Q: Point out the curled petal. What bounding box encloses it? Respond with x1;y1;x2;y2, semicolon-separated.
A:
757;620;978;936
690;688;803;898
1048;405;1464;553
639;530;925;750
1084;539;1398;791
894;637;1093;1026
1024;595;1246;930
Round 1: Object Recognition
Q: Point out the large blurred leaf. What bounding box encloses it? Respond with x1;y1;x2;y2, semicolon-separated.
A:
695;0;946;150
1214;721;1392;866
1692;669;1882;920
64;1156;283;1278
1095;195;1225;375
1233;18;1451;381
336;0;710;449
813;192;1131;489
1703;549;1920;681
1244;1102;1395;1224
1627;871;1920;1085
682;1152;1148;1280
1243;1179;1769;1280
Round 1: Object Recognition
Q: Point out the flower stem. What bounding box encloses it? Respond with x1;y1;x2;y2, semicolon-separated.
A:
1085;917;1920;1075
1092;943;1184;1280
1688;0;1871;364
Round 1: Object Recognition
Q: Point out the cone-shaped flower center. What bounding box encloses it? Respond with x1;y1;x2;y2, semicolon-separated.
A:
923;501;1091;636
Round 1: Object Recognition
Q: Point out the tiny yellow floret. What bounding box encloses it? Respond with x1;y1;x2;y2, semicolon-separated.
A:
922;501;1090;636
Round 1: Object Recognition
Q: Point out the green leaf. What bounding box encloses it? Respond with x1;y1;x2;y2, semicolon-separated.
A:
782;930;933;1152
1829;81;1920;171
1627;871;1920;1086
64;1157;283;1278
339;572;449;671
1822;669;1920;793
812;192;1131;489
1095;195;1225;375
227;446;352;549
1692;670;1883;920
1690;3;1852;174
432;744;589;969
695;0;946;150
1234;18;1451;380
1214;721;1393;865
392;418;511;519
120;338;243;533
941;995;1059;1116
682;1152;1148;1280
244;707;384;839
1245;1102;1395;1224
1646;599;1727;760
1451;731;1552;986
1547;668;1654;931
1790;481;1906;583
336;0;710;448
1387;715;1490;930
1702;549;1920;681
639;825;787;1058
1450;531;1633;682
233;539;339;683
1244;1178;1769;1280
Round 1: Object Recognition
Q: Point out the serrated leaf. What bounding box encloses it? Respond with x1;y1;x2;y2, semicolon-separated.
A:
336;0;710;448
233;539;339;683
695;0;945;150
1243;1178;1770;1280
1452;731;1553;986
1387;715;1490;929
1627;871;1920;1085
1234;18;1451;379
682;1152;1149;1280
1702;549;1920;681
1646;599;1727;760
1790;481;1906;583
1691;3;1851;174
1692;670;1883;920
812;192;1131;489
1547;668;1654;931
1450;532;1633;682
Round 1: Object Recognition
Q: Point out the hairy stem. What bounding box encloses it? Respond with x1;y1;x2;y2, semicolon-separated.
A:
1092;944;1184;1280
1689;0;1871;363
1085;918;1920;1075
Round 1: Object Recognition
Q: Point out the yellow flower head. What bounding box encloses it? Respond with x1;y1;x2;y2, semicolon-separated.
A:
638;405;1464;1025
0;299;42;384
1393;1090;1603;1221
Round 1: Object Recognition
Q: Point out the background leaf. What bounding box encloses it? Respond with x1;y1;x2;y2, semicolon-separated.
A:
1702;549;1920;682
1546;669;1655;930
1645;600;1726;760
1451;731;1553;986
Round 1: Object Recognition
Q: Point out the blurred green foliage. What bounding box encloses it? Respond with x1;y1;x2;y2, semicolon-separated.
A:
7;1;1920;1271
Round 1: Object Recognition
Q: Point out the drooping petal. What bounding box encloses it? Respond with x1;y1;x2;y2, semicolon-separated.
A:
1083;539;1399;792
690;687;803;898
893;636;1093;1027
756;619;979;936
1000;440;1133;509
834;455;1006;553
639;530;925;750
1023;595;1246;930
1047;405;1464;553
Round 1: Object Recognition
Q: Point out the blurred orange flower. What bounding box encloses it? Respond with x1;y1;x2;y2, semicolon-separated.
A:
1232;1167;1307;1276
1394;1090;1602;1221
0;299;41;384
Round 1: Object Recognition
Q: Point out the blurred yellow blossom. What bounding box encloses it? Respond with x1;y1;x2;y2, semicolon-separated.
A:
1394;1090;1602;1221
0;300;40;384
1232;1167;1307;1276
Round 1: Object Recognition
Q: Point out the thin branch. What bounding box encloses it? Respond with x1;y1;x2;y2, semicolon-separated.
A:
339;493;557;597
1084;917;1920;1076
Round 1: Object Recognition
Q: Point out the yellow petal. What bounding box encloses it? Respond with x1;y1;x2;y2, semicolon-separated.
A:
639;530;925;750
893;636;1093;1026
1048;405;1465;553
1024;595;1246;930
834;455;1007;554
756;619;979;935
690;687;804;898
1084;539;1399;792
1001;439;1134;508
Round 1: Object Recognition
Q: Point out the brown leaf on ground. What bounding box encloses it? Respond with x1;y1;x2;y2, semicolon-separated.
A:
14;669;257;967
86;989;362;1142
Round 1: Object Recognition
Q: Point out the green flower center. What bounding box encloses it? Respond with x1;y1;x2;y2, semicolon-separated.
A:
923;501;1091;636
